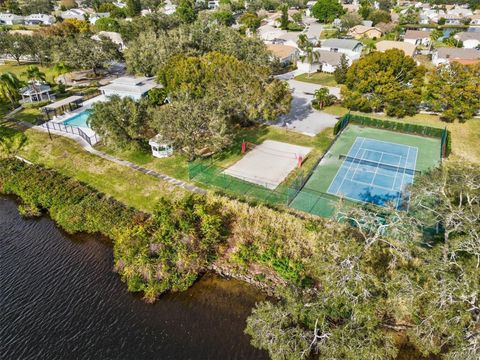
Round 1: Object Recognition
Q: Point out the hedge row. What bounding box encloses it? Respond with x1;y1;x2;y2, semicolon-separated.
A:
333;113;452;157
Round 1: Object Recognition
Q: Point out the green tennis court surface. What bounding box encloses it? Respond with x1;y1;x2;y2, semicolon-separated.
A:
289;125;442;216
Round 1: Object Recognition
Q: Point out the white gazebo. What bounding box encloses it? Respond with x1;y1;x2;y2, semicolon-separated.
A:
149;134;173;158
19;81;52;103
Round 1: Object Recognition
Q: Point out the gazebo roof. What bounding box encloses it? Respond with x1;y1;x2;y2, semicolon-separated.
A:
20;83;51;96
41;95;83;111
149;133;171;146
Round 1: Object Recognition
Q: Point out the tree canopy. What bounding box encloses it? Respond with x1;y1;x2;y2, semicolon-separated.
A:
425;63;480;122
311;0;345;23
342;49;425;117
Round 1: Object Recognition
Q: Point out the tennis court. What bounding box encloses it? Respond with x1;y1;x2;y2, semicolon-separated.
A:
289;125;442;217
327;137;418;208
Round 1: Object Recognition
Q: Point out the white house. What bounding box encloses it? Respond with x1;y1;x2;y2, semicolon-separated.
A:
404;30;431;47
61;8;89;21
113;1;127;8
320;39;363;60
0;13;24;25
455;32;480;49
89;12;110;24
162;0;177;15
432;47;480;66
99;76;159;101
24;14;55;25
297;50;350;74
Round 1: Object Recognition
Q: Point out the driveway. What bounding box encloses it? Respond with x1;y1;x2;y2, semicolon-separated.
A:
275;79;340;137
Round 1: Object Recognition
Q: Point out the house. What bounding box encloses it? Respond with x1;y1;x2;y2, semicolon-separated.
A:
470;14;480;25
375;40;417;57
99;76;159;100
347;25;382;39
91;31;125;51
404;30;431;47
432;47;480;66
454;32;480;49
61;8;90;21
0;13;24;25
89;13;110;24
266;44;299;65
320;38;363;60
297;49;350;74
19;81;53;103
24;14;55;25
444;14;462;25
113;1;127;8
207;0;219;9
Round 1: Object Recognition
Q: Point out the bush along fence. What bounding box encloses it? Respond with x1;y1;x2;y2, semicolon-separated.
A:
334;113;452;157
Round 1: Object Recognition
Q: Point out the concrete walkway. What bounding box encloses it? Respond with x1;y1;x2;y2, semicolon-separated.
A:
26;123;206;195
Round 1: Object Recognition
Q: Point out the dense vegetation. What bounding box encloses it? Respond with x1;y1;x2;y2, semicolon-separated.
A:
1;155;478;359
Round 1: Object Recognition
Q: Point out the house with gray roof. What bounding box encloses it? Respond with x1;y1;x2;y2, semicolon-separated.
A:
0;13;24;25
454;32;480;49
25;14;55;25
320;39;363;60
297;49;350;74
433;47;480;66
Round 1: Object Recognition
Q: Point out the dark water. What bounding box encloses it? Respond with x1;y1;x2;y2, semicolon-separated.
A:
0;196;268;360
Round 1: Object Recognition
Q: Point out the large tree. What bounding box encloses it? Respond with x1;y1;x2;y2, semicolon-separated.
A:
425;63;480;122
88;96;153;149
311;0;345;23
152;97;232;161
341;49;425;117
54;35;121;74
158;52;292;125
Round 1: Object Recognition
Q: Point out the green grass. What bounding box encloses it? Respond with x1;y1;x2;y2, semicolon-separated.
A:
0;62;58;83
290;124;442;217
17;129;186;213
98;125;335;208
322;105;480;164
294;72;338;87
10;107;42;124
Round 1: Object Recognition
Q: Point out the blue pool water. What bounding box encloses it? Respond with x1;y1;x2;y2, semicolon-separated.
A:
327;137;418;209
63;111;90;128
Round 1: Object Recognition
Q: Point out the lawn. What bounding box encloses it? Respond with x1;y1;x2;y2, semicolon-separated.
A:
321;105;480;164
294;72;338;87
9;107;42;124
98;125;334;184
0;62;58;83
16;129;186;212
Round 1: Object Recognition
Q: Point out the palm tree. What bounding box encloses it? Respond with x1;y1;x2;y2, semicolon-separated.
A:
21;65;47;83
0;72;23;109
21;66;47;102
313;88;334;109
302;47;320;77
297;34;312;52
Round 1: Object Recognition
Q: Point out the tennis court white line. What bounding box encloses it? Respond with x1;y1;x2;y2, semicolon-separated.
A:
327;137;365;195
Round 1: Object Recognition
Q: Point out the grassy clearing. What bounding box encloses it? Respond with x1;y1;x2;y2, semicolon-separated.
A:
322;105;480;164
99;125;334;183
9;107;42;124
294;72;338;87
0;62;58;83
17;129;186;212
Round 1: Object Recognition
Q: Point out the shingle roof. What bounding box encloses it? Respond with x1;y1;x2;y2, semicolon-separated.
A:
266;44;297;60
404;30;431;39
436;47;480;60
455;32;480;41
375;40;417;57
322;38;362;51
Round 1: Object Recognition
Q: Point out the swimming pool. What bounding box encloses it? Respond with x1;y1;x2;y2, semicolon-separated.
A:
63;111;90;128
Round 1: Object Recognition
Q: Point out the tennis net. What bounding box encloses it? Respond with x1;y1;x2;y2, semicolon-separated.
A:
339;154;421;176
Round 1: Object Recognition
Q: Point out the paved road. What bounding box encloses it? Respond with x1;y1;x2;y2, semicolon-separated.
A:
274;79;340;137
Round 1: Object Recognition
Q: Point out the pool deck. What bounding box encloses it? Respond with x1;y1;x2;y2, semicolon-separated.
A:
44;95;106;138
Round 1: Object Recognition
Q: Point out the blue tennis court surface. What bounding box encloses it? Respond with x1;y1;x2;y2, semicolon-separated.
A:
327;137;418;209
